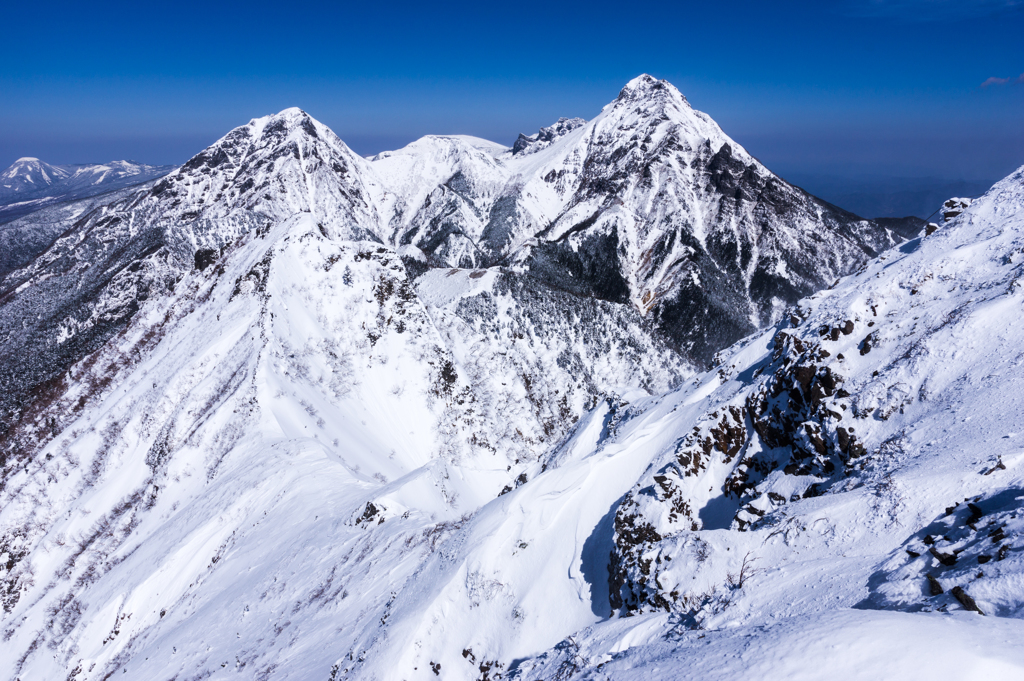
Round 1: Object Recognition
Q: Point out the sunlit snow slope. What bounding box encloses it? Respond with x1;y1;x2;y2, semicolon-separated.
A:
2;77;1006;681
515;164;1024;680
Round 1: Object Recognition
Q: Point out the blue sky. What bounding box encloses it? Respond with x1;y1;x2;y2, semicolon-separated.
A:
2;0;1022;214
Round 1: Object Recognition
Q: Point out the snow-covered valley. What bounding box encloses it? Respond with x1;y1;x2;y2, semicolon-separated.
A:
1;76;1021;680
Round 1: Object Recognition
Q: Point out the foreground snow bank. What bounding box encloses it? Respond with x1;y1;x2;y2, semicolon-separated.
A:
518;609;1024;680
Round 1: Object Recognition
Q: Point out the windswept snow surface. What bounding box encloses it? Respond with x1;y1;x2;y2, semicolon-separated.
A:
0;79;1015;681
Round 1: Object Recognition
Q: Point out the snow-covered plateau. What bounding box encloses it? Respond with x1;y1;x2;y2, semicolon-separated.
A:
1;76;1021;680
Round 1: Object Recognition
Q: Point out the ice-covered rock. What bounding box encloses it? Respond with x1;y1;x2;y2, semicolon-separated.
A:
943;196;973;222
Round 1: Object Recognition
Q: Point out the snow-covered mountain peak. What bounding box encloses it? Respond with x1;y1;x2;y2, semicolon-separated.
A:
496;75;907;364
146;107;384;244
180;106;353;178
597;74;736;159
242;106;318;136
613;73;689;108
373;133;507;164
267;105;306;118
320;75;913;365
0;157;70;190
367;133;519;267
192;106;342;168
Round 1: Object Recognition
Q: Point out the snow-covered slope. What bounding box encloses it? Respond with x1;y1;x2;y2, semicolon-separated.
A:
0;103;689;681
1;78;1003;681
0;158;174;224
0;219;684;681
508;164;1024;679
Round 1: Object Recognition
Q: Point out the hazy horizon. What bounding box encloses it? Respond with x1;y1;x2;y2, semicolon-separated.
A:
4;0;1022;218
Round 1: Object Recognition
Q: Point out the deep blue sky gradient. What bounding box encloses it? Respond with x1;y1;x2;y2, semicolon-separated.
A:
3;0;1022;216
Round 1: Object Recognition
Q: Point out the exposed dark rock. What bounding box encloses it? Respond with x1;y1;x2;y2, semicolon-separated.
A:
950;586;984;614
930;547;957;567
194;248;218;271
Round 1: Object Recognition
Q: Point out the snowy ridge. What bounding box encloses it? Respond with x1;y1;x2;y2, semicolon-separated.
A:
1;76;1006;681
510;117;587;156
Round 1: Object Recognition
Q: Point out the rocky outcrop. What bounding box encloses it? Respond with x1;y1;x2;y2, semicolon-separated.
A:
511;117;587;156
608;165;1024;616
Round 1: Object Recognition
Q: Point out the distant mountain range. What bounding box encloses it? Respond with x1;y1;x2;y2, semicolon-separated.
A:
0;157;174;224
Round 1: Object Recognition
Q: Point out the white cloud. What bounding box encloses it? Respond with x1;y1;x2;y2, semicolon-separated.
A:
980;73;1024;87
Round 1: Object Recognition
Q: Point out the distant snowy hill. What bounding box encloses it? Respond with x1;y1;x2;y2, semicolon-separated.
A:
2;77;1012;681
0;157;70;195
0;157;174;224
